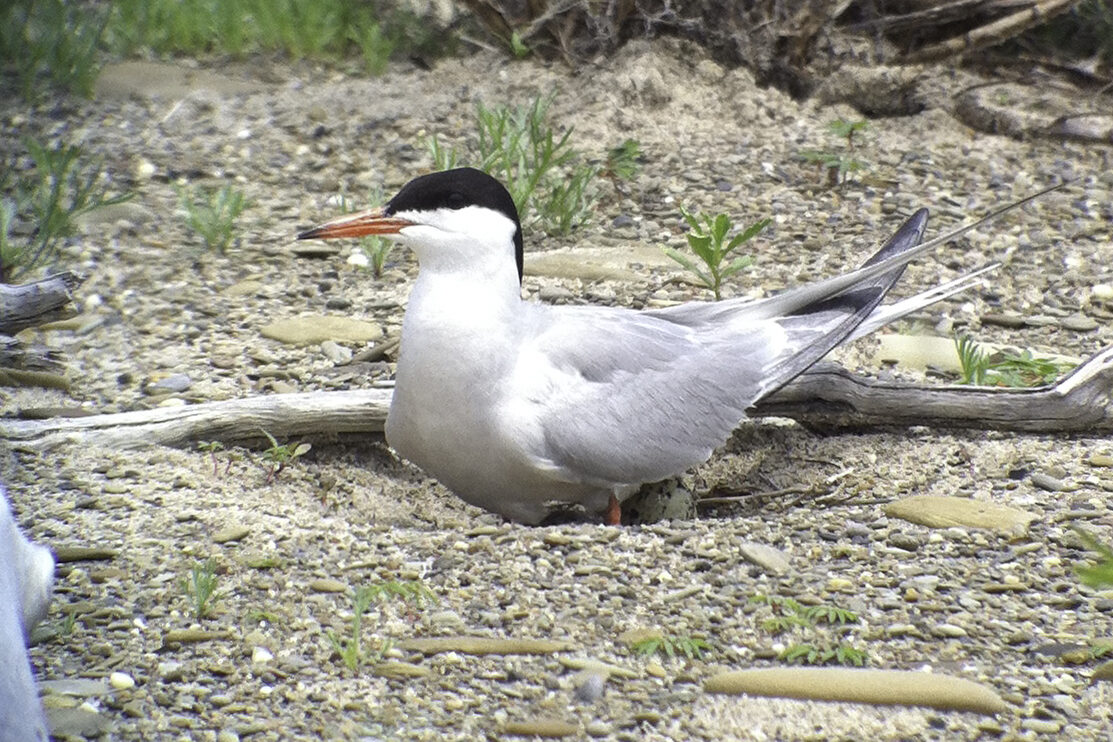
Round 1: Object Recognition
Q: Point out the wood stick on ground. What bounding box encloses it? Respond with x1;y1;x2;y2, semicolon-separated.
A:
2;346;1111;453
0;271;84;335
898;0;1078;64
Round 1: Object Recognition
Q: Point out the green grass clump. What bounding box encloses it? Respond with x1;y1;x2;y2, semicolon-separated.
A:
430;95;598;235
955;334;1076;387
630;633;713;660
750;594;868;667
663;206;768;300
780;642;868;667
105;0;445;76
1;137;132;283
177;183;249;254
0;0;107;100
327;580;436;671
182;559;221;619
603;139;642;180
1076;528;1113;589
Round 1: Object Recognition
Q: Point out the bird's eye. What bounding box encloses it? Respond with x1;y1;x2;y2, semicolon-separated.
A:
445;192;467;209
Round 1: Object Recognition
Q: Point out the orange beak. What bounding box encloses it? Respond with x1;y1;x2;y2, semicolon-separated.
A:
297;207;414;240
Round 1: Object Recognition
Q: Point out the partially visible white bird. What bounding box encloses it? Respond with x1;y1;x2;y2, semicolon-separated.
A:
1;486;53;742
299;168;1052;525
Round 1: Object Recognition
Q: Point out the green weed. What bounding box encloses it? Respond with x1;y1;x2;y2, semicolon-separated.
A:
663;206;768;300
797;119;869;187
751;594;866;666
349;19;393;76
177;183;249;254
604;139;642;180
631;633;713;660
827;119;868;145
750;595;859;634
508;31;530;59
0;0;107;100
1;137;132;283
196;440;225;476
429;96;598;235
105;0;444;73
259;429;311;484
954;334;1075;387
780;642;868;667
182;559;221;619
1076;528;1113;589
327;580;436;671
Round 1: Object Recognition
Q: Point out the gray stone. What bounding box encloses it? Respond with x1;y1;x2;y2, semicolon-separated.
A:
1030;472;1066;492
884;495;1036;533
146;373;192;394
260;316;382;345
320;340;352;364
1060;314;1098;332
45;706;112;737
738;542;791;575
704;667;1008;714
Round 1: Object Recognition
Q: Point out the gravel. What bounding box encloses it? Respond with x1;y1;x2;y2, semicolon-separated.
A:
3;39;1113;740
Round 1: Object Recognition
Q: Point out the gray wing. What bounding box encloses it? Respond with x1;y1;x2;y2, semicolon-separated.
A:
506;209;932;489
504;306;787;488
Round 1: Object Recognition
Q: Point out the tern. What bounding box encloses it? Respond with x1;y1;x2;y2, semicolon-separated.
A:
300;167;1052;525
1;486;53;741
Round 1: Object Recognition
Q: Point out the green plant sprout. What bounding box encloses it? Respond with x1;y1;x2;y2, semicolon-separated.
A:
827;119;868;145
631;633;713;660
780;642;868;666
327;580;436;671
663;206;768;300
177;183;249;253
196;440;225;476
604;139;642;180
750;594;859;634
246;610;283;625
955;334;1075;387
348;20;393;75
508;30;530;59
428;96;598;235
797;119;869;187
259;429;311;484
182;559;220;619
1076;528;1113;589
1;137;132;283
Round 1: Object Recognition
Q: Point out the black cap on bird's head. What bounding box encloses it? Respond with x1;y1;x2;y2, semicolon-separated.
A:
386;167;523;282
298;167;524;283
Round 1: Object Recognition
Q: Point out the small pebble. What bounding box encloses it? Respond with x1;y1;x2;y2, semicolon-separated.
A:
108;672;135;690
1030;472;1066;492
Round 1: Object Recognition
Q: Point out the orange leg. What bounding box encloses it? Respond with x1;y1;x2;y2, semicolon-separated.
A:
605;493;621;526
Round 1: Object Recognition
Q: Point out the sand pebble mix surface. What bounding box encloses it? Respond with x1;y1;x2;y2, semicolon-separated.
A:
4;40;1113;740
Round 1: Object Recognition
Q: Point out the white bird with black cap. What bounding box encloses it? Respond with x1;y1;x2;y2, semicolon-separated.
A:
299;167;1053;525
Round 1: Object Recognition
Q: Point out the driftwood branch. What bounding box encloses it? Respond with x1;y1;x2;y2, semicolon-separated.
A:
897;0;1077;64
2;347;1111;453
0;388;393;452
0;272;83;335
757;346;1113;433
